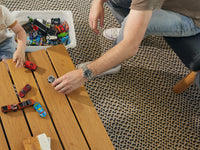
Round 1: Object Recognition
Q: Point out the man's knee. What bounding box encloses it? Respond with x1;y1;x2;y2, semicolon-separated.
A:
164;32;200;71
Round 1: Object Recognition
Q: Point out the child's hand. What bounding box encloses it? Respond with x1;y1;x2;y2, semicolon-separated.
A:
13;50;25;68
11;22;26;68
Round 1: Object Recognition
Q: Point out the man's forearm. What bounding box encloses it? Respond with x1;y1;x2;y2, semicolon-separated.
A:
87;40;139;77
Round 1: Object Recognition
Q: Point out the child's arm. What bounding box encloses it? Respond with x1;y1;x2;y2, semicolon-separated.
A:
11;22;27;68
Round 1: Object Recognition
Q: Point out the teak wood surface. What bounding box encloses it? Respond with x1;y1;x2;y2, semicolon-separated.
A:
0;44;114;150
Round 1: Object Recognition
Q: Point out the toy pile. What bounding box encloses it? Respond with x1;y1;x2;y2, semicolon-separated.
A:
1;61;47;118
1;95;47;118
1;60;58;118
22;17;70;46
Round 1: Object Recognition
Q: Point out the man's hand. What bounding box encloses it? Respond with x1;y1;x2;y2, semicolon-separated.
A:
89;0;105;34
52;69;88;94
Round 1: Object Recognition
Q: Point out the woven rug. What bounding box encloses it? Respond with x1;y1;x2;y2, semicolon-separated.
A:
1;0;200;149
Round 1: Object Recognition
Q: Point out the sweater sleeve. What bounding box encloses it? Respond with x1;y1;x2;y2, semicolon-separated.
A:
130;0;166;10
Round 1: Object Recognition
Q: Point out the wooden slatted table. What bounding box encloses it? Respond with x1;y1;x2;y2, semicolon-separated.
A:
0;44;114;150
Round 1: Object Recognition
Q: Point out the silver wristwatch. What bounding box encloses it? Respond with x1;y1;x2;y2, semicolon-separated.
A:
81;64;94;80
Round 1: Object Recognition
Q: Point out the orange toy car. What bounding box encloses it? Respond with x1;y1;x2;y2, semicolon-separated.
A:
1;104;18;113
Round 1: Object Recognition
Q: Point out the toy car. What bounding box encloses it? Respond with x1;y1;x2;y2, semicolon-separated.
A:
46;35;57;40
33;19;56;35
58;32;68;38
64;21;69;31
33;102;47;117
60;35;69;45
55;24;66;33
19;84;31;98
24;60;37;71
17;99;35;110
22;22;33;33
1;104;18;113
47;75;56;83
51;18;60;25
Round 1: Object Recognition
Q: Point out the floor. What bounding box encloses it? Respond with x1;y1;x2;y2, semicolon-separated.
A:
1;0;200;149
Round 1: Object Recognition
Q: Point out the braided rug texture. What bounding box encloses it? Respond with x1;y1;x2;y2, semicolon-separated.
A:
1;0;200;149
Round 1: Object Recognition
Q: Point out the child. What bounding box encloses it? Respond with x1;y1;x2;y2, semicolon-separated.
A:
0;5;26;68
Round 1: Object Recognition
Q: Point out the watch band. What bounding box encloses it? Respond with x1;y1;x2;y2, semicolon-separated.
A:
82;64;94;80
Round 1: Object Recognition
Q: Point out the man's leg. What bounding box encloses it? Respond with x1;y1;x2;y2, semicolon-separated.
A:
106;0;131;25
114;9;200;46
114;9;200;90
103;0;131;40
146;9;200;37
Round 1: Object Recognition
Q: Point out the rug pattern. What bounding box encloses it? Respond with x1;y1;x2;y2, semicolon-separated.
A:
1;0;200;149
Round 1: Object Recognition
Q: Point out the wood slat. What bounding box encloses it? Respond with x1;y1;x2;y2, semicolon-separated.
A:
27;50;89;150
47;44;115;150
0;61;30;150
0;119;9;150
6;58;63;150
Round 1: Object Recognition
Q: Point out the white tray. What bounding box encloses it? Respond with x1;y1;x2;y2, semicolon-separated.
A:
12;10;76;52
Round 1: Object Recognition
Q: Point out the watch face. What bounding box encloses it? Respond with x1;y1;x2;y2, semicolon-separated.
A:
84;69;93;80
82;64;93;80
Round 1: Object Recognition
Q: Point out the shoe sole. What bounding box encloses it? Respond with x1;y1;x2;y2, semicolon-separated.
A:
103;32;117;41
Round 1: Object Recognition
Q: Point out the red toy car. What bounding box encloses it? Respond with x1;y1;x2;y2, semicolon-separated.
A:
24;60;37;71
17;99;35;110
55;24;66;33
1;104;18;113
19;84;31;98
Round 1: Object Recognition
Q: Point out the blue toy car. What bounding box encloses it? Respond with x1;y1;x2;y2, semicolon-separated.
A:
33;102;47;118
